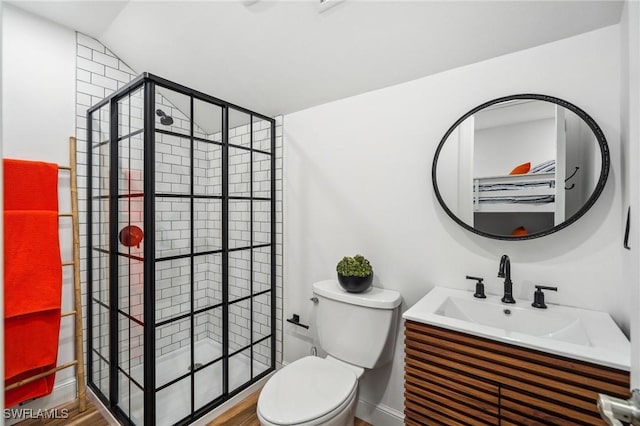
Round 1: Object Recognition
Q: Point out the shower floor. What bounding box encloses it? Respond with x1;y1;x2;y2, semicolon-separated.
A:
121;338;269;426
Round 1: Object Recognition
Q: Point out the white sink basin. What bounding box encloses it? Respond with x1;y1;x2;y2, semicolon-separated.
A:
436;296;591;346
403;286;630;370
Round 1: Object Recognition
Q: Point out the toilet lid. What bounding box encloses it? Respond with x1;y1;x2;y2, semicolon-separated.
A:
258;356;357;425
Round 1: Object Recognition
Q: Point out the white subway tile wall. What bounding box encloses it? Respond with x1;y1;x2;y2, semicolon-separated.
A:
75;32;284;394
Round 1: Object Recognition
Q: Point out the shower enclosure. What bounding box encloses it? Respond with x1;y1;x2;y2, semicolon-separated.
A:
87;73;276;426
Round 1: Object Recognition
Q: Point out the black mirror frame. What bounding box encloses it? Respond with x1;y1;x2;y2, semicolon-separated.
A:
432;94;610;241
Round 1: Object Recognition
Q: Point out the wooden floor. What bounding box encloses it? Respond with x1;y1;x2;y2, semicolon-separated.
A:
15;399;110;426
13;389;372;426
208;389;373;426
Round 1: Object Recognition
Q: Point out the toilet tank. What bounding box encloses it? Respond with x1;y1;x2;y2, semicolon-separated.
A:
312;280;402;369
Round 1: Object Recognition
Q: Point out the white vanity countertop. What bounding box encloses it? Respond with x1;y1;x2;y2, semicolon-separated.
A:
403;286;631;371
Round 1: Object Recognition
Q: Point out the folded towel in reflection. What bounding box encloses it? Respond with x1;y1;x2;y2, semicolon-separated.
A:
530;160;556;174
479;195;555;204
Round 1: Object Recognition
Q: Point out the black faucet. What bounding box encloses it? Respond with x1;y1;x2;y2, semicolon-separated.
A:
498;254;516;304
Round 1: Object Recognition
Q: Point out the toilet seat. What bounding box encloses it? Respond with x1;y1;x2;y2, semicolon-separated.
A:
257;356;358;425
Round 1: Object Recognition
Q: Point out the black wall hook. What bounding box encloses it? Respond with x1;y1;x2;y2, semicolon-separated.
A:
565;166;580;190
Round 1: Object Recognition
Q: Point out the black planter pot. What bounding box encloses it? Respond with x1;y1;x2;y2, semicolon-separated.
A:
337;273;373;293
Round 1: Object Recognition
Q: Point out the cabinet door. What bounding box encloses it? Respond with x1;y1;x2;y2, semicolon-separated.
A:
500;387;604;426
405;321;500;425
404;321;629;425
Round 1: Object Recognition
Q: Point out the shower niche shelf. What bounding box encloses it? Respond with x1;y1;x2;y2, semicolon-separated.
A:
87;73;276;426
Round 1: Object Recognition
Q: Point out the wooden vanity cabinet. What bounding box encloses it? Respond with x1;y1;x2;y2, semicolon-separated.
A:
404;320;630;426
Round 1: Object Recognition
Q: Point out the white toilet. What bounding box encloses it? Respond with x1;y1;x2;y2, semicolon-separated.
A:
257;279;402;426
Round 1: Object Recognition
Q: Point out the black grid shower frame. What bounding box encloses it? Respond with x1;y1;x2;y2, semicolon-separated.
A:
86;73;276;426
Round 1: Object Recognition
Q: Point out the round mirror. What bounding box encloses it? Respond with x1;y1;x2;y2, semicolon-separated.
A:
432;94;610;240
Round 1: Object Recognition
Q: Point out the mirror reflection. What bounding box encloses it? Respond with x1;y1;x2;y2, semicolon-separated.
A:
433;96;608;239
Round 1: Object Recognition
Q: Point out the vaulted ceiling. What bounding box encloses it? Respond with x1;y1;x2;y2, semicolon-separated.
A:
9;1;624;117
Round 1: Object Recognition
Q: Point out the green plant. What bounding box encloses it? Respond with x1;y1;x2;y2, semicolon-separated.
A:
336;254;373;277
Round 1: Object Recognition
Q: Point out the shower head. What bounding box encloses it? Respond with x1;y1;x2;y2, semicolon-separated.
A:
156;109;174;126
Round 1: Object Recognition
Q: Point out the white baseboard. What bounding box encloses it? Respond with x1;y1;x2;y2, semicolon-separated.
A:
355;398;404;426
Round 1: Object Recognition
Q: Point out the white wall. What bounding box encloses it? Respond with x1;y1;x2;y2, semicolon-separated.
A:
474;118;555;176
620;0;640;390
284;24;625;422
2;4;75;164
2;3;78;411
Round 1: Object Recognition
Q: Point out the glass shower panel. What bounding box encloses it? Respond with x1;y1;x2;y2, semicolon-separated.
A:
155;133;190;195
92;106;110;145
228;348;251;393
252;116;272;153
193;199;222;254
155;258;190;323
155;197;190;258
155;317;191;388
252;152;271;199
194;98;222;142
228;147;251;198
228;109;251;149
252;292;272;377
92;304;110;397
252;339;272;378
130;87;144;135
229;250;251;302
252;246;271;294
155;86;191;136
228;299;250;353
90;105;111;401
194;360;223;410
252;292;271;343
228;200;251;249
128;380;144;425
118;95;130;138
193;140;222;196
92;250;109;304
118;87;144;138
118;256;144;321
253;201;271;245
155;377;191;426
119;134;145;196
92;142;110;198
118;313;130;375
228;298;252;392
193;254;222;311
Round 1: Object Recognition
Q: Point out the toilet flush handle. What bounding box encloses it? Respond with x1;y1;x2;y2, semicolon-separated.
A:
310;297;319;304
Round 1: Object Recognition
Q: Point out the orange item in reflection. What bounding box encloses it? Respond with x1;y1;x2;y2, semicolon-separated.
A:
509;162;531;175
3;159;62;407
512;226;529;236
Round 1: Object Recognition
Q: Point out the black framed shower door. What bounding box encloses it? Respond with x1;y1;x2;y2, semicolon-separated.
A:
86;73;276;426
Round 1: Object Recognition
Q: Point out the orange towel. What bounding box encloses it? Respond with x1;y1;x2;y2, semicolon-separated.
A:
3;159;61;407
3;159;58;211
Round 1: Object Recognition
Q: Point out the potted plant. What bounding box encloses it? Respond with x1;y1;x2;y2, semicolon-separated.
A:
336;254;373;293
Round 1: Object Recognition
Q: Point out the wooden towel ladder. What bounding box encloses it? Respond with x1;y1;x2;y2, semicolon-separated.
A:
4;137;87;412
